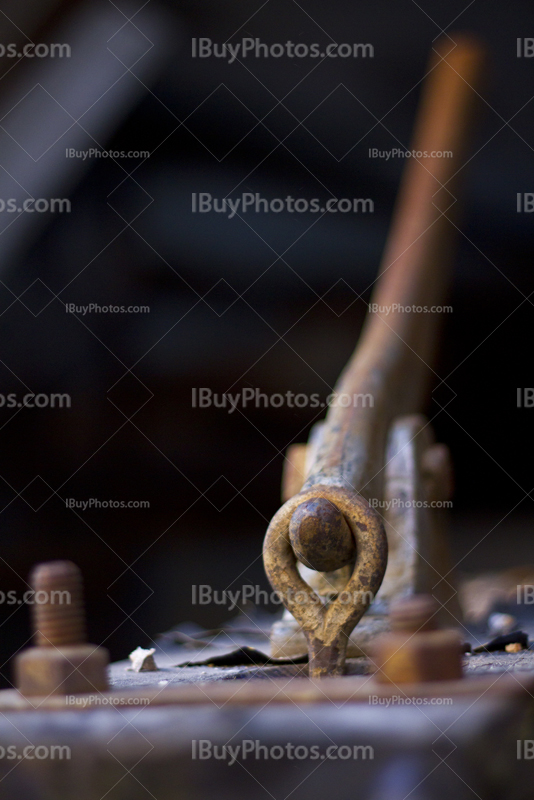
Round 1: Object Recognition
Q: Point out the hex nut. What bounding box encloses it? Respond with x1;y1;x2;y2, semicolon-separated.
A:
371;594;463;684
15;644;109;697
371;629;463;684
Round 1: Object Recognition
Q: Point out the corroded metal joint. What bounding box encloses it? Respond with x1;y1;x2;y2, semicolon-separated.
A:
263;485;388;678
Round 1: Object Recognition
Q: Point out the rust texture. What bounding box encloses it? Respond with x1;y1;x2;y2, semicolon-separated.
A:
30;560;86;647
289;497;355;573
281;443;308;503
263;485;388;678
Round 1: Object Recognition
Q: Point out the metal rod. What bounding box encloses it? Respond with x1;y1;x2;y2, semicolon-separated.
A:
263;36;485;678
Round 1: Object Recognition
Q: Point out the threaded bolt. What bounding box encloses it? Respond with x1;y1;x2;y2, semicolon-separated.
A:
389;594;439;634
30;560;86;647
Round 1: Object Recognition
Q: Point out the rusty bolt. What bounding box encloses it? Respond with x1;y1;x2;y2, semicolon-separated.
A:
289;497;356;572
14;560;109;697
422;443;454;504
371;594;463;684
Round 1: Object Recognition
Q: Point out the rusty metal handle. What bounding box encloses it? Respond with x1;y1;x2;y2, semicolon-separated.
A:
305;36;485;501
264;36;485;678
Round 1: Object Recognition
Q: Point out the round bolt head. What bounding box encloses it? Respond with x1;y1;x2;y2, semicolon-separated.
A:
289;497;356;572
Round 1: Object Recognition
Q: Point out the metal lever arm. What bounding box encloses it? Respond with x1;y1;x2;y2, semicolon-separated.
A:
264;37;485;678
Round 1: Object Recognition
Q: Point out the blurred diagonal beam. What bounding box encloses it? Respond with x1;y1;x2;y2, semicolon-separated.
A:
0;0;176;268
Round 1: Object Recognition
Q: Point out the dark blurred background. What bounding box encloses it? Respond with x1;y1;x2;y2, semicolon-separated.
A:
0;0;532;683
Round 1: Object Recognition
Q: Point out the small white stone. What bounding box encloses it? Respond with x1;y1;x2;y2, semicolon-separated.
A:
128;647;158;672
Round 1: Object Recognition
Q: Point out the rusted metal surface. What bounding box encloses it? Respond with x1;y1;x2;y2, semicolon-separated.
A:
29;561;86;647
264;485;387;676
377;415;463;624
281;443;308;502
1;666;533;711
289;497;356;572
0;681;530;800
2;632;532;798
14;561;109;697
298;36;485;503
371;594;463;684
271;415;462;658
263;38;485;677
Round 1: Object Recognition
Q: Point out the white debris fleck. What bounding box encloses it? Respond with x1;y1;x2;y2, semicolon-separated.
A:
128;647;158;672
158;680;169;686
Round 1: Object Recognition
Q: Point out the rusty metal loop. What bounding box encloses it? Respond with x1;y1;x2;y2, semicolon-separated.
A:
263;485;388;649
